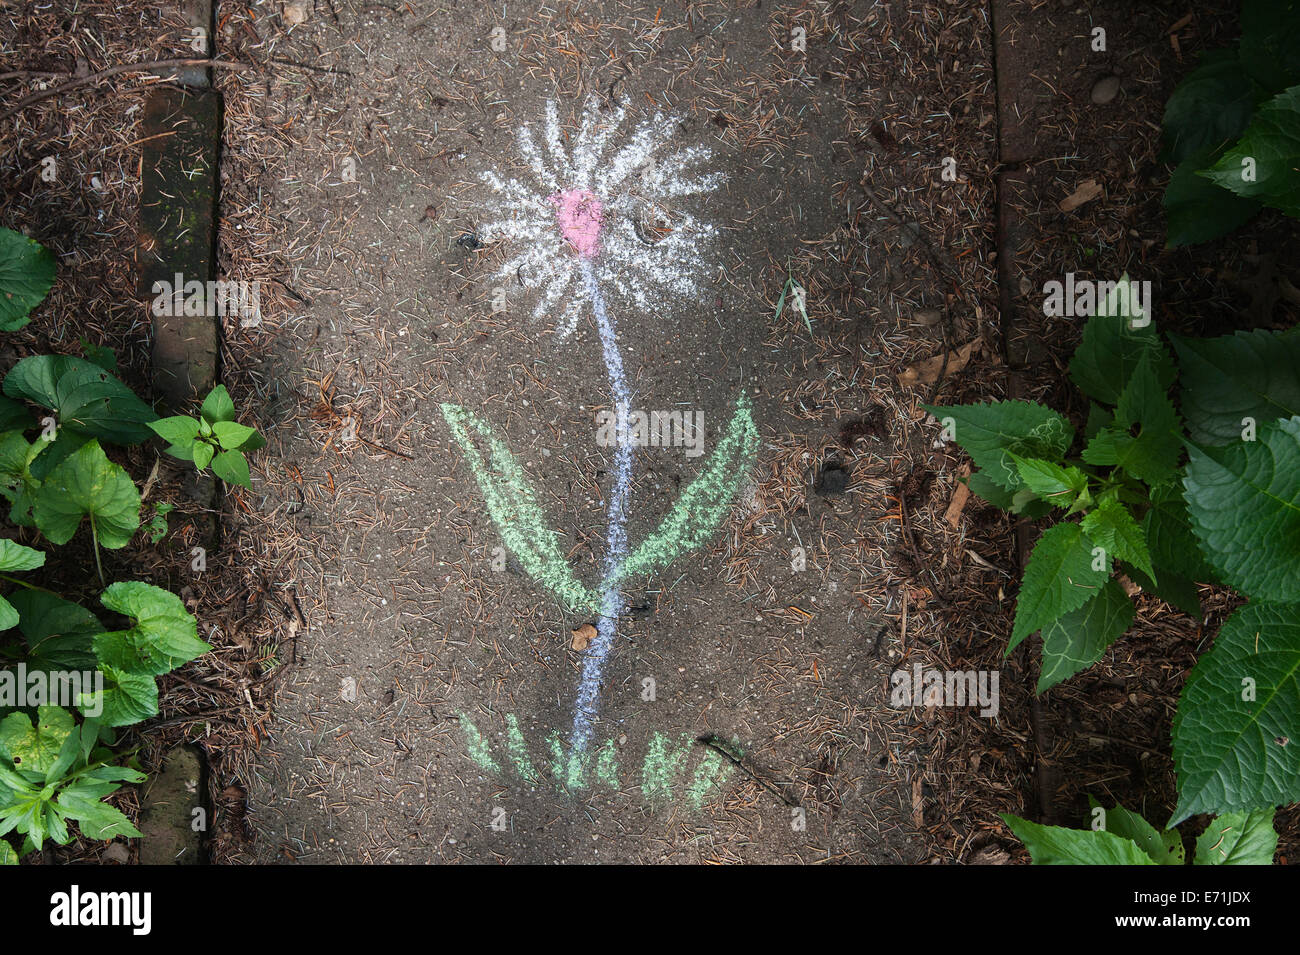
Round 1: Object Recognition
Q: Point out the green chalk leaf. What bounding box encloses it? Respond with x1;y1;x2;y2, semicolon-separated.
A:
607;393;759;588
441;403;596;613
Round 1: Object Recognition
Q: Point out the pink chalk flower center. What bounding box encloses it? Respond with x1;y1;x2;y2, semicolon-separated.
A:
548;188;604;258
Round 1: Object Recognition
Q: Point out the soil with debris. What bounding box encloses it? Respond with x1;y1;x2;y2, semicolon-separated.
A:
212;1;985;863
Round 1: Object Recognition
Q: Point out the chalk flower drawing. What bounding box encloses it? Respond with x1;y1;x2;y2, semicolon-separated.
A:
441;99;758;784
477;99;724;340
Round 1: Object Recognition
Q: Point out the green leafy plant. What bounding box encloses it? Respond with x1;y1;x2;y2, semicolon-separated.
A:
1161;0;1300;246
149;385;264;489
0;707;147;855
0;231;215;862
0;228;56;332
926;275;1300;826
1002;803;1277;866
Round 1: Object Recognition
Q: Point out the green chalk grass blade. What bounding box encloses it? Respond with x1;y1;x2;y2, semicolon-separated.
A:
606;392;759;588
440;403;596;614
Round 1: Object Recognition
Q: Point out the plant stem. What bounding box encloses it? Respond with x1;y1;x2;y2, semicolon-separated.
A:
0;574;60;596
89;516;105;588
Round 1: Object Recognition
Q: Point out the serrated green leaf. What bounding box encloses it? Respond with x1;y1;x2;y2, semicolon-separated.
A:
1068;279;1175;405
3;356;156;446
1081;499;1155;581
54;784;141;841
1171;602;1300;824
0;707;72;775
1239;0;1300;93
210;449;250;488
147;415;200;448
1164;147;1262;248
93;582;208;677
1001;813;1156;865
1089;797;1186;865
32;439;140;549
1081;352;1183;486
1011;454;1089;507
1203;86;1300;217
1010;522;1111;652
0;228;55;332
81;665;157;728
965;470;1016;509
1145;483;1218;584
606;393;759;588
1183;417;1300;602
200;384;236;424
923;400;1073;494
1128;565;1203;618
1161;51;1263;165
1038;579;1136;692
1171;328;1300;446
1193;809;1278;865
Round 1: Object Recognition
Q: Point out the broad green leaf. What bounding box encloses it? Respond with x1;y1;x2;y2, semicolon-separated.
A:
1010;455;1089;508
1160;51;1263;165
0;430;44;526
210;449;251;488
1164;147;1262;247
200;384;236;424
1170;328;1300;446
192;441;214;471
965;470;1016;510
1081;351;1183;487
0;707;72;775
0;397;32;433
1080;499;1155;581
606;393;760;588
1067;278;1175;405
0;538;44;573
1171;602;1300;824
0;228;55;332
1239;0;1300;93
27;429;84;482
1145;483;1217;584
1194;810;1278;865
80;665;157;727
1203;86;1300;217
212;421;257;451
32;439;140;549
3;355;156;445
441;403;598;614
55;783;141;840
1010;522;1110;652
79;339;116;373
8;590;103;670
1038;579;1135;691
147;415;200;447
93;582;208;677
1183;417;1300;602
0;840;15;865
1089;797;1185;865
1001;813;1155;865
922;400;1073;493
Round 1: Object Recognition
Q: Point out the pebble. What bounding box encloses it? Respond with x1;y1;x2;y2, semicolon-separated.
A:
1091;75;1121;105
284;0;310;25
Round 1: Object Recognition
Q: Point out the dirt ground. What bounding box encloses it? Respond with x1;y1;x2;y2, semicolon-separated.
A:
211;0;999;863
